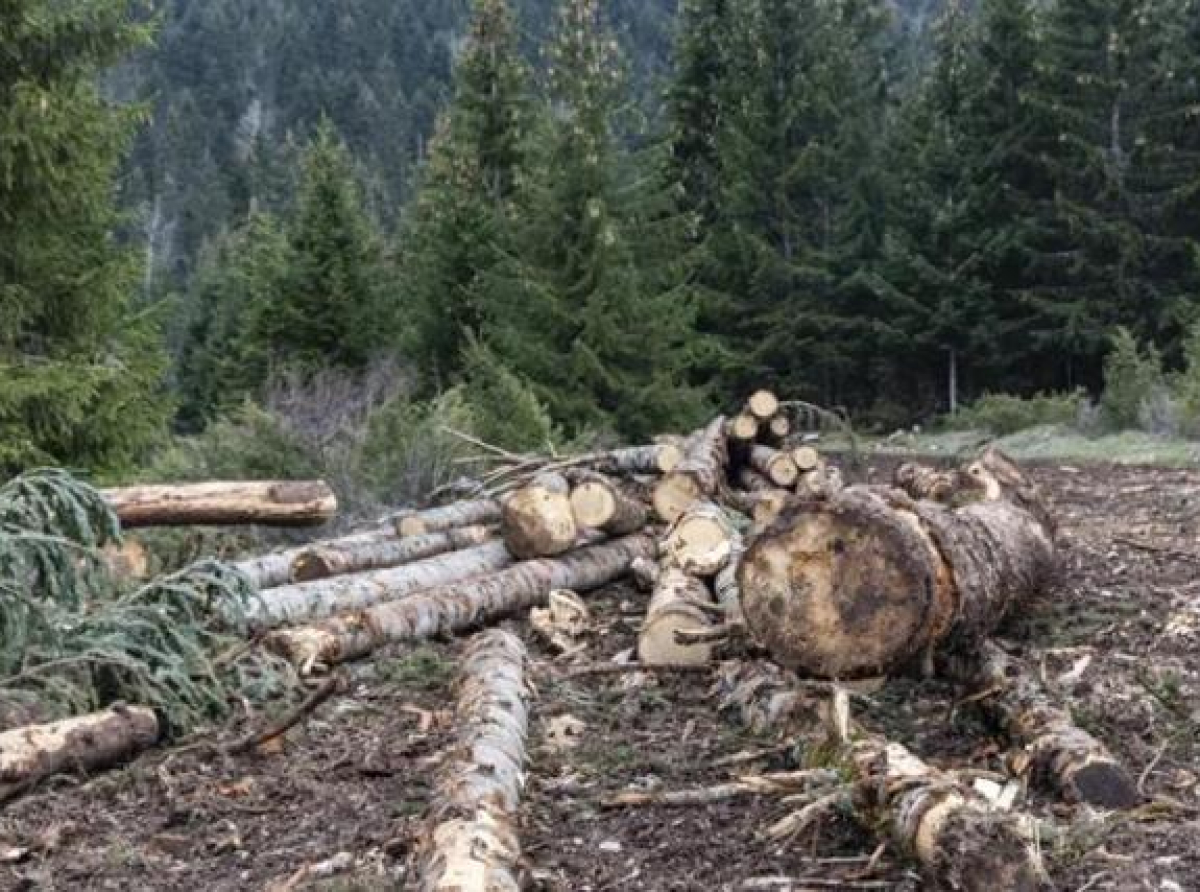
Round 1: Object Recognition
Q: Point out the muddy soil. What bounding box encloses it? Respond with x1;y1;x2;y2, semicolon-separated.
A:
1;461;1197;891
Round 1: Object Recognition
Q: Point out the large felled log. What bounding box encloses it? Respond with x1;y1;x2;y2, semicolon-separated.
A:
794;464;844;501
740;481;1056;678
0;705;160;799
501;475;577;559
267;534;655;667
660;503;738;577
850;736;1041;892
748;446;799;487
652;416;728;523
413;630;529;892
894;462;960;502
291;525;496;583
394;499;502;538
248;541;514;629
569;477;649;537
637;568;716;666
946;641;1139;809
103;481;336;528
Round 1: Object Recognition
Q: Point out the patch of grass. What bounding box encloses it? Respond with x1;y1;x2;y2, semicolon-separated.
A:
379;646;454;692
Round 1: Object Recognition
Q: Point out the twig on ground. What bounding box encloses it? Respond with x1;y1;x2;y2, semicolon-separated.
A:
225;673;343;755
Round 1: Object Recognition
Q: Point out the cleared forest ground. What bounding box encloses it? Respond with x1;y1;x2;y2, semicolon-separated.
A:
2;460;1197;892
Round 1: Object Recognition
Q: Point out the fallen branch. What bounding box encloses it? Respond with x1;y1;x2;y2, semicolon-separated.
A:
602;768;840;809
290;525;495;583
226;673;343;755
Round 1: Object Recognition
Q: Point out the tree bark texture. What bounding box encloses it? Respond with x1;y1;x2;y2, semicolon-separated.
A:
103;481;336;528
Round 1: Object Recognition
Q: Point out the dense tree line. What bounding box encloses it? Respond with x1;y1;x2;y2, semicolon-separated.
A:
8;0;1200;475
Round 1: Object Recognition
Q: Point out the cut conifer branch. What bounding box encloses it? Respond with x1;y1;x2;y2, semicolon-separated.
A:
652;416;729;523
266;534;655;667
749;446;799;487
945;641;1139;809
637;567;717;666
740;478;1056;678
290;524;496;583
393;499;502;538
501;474;577;559
569;477;649;537
0;704;160;801
102;481;337;528
413;630;529;892
660;503;738;577
247;541;514;629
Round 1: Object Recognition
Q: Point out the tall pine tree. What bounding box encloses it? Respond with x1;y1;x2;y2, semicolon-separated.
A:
0;0;170;473
481;0;710;439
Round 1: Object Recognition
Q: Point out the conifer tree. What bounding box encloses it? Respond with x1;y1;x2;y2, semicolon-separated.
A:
402;0;531;386
254;121;395;373
482;0;710;439
0;0;170;473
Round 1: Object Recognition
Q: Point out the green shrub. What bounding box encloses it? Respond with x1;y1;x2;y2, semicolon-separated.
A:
1101;327;1163;432
459;335;558;453
950;390;1086;436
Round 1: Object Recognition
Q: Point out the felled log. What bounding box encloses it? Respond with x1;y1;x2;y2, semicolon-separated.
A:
231;525;394;590
413;630;529;892
849;736;1041;892
589;444;684;475
946;641;1139;809
394;499;502;538
637;568;715;666
747;389;780;421
569;477;649;537
739;482;1056;678
291;525;496;583
0;705;160;799
713;535;745;622
267;534;655;667
726;414;759;465
748;446;799;487
629;556;662;592
660;503;738;577
790;446;821;472
248;541;514;629
794;464;844;501
759;414;791;447
652;416;729;523
501;475;577;559
894;462;959;502
103;481;337;528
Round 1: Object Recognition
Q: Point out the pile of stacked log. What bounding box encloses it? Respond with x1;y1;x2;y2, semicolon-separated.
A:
4;389;1141;892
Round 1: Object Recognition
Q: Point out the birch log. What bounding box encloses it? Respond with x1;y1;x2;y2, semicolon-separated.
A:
653;416;728;523
589;444;683;475
394;499;502;538
660;503;738;577
748;446;799;487
267;534;655;667
946;641;1139;809
747;390;780;421
569;478;649;537
231;525;394;590
0;705;159;799
850;736;1041;892
103;481;336;528
740;483;1056;678
637;568;716;666
291;525;496;583
790;446;821;472
501;474;577;559
413;630;529;892
248;541;514;629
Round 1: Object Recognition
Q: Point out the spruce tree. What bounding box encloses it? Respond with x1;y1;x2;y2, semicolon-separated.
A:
482;0;710;439
254;121;395;373
402;0;531;386
0;0;171;473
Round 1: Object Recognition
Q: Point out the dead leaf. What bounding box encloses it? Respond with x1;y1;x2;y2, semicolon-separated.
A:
544;714;587;752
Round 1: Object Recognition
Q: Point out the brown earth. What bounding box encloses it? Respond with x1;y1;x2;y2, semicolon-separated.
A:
1;461;1198;891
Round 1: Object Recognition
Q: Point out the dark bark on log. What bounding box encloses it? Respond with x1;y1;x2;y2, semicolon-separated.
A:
945;641;1139;809
103;481;336;528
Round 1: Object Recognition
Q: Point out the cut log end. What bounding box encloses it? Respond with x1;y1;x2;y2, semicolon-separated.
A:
728;414;759;443
925;805;1042;892
1065;759;1140;810
397;516;428;537
570;481;618;528
656;444;685;473
652;473;703;525
502;478;577;559
662;505;736;577
790;446;821;473
747;390;780;420
638;569;715;666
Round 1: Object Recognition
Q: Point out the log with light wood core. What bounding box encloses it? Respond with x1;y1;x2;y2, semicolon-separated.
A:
790;446;821;473
795;464;844;501
569;478;649;537
759;414;791;446
0;705;160;799
748;446;799;487
103;481;337;528
637;567;717;666
747;389;780;421
739;470;1056;678
248;540;514;629
501;474;577;559
267;534;655;668
394;499;501;538
849;736;1041;892
946;641;1139;809
414;630;529;892
660;503;738;577
290;524;496;583
652;416;728;523
726;414;759;464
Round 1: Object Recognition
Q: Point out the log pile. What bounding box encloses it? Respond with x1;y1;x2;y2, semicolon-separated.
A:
6;388;1142;890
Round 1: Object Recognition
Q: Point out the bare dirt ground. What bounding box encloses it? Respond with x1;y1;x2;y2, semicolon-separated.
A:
2;460;1198;891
